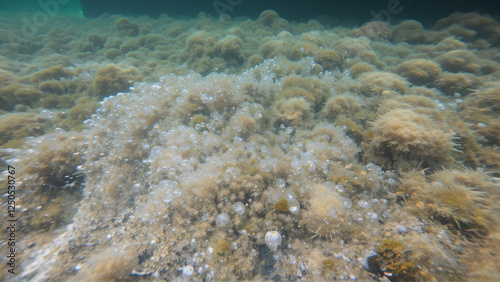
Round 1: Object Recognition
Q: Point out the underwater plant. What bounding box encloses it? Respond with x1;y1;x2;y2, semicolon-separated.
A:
368;109;454;169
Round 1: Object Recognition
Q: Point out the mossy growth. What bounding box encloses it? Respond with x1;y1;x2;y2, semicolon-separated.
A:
273;98;312;128
314;49;344;71
0;69;17;87
352;21;392;40
369;109;454;169
231;113;257;140
0;84;21;110
0;83;42;110
281;87;314;103
115;18;140;37
68;97;100;130
239;164;260;176
91;65;141;100
323;95;361;121
29;65;74;84
105;48;121;60
376;239;404;260
274;198;289;213
57;95;76;109
435;50;479;74
180;32;217;75
440;188;477;211
281;75;330;112
397;59;441;85
243;222;255;233
190;114;207;129
322;259;336;271
38;80;64;95
334;117;365;144
478;122;500;146
461;86;500;146
391;261;418;280
479;146;500;170
257;10;280;26
248;54;264;67
216;238;232;255
237;157;260;176
349;62;375;79
358;71;409;96
180;93;212;122
287;42;318;61
432;72;474;95
375;239;420;281
400;169;497;237
390;20;433;44
217;35;244;66
40;94;60;109
260;40;287;59
1;138;25;149
14;85;43;106
30;196;65;231
432;185;491;234
0;112;44;148
88;34;106;50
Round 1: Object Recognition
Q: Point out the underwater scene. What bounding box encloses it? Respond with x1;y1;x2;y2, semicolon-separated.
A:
0;0;499;280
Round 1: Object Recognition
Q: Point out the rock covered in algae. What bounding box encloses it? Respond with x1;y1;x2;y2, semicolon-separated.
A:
369;109;454;168
1;9;499;282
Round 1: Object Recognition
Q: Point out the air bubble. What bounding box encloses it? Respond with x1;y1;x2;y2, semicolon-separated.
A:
367;212;378;219
335;184;344;193
358;200;371;209
233;202;245;215
276;178;286;188
54;128;66;135
216;213;230;228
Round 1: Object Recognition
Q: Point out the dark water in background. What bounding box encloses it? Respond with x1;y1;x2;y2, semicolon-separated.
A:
1;0;500;24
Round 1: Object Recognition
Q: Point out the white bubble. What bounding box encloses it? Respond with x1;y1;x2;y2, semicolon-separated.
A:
181;265;194;276
289;199;300;215
265;231;282;252
284;191;296;202
54;128;66;135
367;212;378;220
335;184;344;193
276;178;286;188
358;200;371;209
216;213;230;228
342;198;353;209
233;202;245;215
